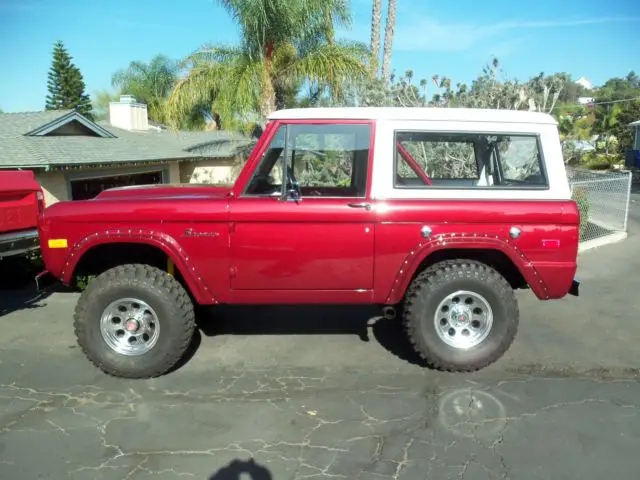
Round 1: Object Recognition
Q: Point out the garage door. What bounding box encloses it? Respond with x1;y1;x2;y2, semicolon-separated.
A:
70;171;163;200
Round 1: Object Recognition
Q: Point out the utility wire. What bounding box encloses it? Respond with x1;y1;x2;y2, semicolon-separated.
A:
585;96;640;106
555;95;640;114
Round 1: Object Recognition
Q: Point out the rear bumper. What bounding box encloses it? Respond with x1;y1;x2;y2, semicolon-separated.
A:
0;228;39;258
569;279;580;296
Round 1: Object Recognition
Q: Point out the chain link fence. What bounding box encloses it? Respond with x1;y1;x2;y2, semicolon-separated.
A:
567;167;632;244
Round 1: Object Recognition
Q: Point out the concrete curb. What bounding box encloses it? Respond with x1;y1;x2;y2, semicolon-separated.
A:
579;231;628;253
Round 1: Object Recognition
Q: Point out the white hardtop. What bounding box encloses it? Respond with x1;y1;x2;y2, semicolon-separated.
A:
269;107;558;125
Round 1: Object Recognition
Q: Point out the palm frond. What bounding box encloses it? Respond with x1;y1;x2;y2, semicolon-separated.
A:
271;42;297;76
182;44;245;68
165;1;365;127
286;42;368;100
214;0;292;57
167;50;266;132
213;0;352;57
211;56;266;130
166;62;225;129
111;54;180;108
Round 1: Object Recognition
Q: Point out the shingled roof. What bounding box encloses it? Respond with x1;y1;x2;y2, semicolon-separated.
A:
0;110;254;169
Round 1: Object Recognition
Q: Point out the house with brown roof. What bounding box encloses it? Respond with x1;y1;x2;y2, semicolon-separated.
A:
0;95;253;204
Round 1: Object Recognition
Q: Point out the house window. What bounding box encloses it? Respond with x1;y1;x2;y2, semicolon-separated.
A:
394;131;548;189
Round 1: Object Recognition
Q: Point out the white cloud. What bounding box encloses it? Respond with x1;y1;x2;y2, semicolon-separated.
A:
396;16;640;51
488;36;529;59
343;15;640;52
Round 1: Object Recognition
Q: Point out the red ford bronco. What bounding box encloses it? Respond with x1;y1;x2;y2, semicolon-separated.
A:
38;108;580;378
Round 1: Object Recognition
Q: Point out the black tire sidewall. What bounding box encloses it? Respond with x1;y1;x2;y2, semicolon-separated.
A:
77;274;191;376
410;272;516;367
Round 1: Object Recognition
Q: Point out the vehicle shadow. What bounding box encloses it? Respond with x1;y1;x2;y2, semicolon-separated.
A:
0;285;52;317
179;304;428;369
208;458;272;479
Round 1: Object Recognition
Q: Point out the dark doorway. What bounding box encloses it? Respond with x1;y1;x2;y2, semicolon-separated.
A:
70;171;163;200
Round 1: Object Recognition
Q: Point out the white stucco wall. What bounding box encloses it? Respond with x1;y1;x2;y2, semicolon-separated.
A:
35;170;68;206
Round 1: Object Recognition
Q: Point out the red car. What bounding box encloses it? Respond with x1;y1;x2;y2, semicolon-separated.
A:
0;170;43;260
38;107;581;378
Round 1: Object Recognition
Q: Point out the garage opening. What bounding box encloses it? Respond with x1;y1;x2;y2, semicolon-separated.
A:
70;171;164;200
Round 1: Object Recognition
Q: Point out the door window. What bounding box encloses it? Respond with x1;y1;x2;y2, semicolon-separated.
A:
244;123;372;198
244;125;287;196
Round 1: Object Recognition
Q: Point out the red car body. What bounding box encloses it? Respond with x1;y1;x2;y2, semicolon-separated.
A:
37;107;581;377
38;117;579;305
0;170;43;259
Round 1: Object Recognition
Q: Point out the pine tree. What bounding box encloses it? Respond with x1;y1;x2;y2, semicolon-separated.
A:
45;40;93;119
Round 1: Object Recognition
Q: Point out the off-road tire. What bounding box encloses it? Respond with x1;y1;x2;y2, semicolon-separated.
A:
403;259;519;372
74;264;195;379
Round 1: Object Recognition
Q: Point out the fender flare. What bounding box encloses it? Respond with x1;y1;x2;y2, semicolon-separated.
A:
384;232;549;304
60;228;217;304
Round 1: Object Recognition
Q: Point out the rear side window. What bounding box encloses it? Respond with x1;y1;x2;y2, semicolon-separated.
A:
394;131;547;189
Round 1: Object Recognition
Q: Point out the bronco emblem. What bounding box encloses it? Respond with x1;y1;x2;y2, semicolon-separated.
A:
181;228;220;238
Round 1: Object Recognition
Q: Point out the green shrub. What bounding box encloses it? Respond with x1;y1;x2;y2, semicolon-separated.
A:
580;152;623;170
75;275;96;291
571;186;590;238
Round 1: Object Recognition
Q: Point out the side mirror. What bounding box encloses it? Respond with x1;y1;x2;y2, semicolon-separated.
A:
281;188;302;203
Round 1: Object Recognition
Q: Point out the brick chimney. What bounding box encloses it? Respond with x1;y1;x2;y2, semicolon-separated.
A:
109;95;149;131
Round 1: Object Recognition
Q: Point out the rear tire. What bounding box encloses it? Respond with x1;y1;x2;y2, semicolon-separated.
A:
403;259;518;372
74;264;195;379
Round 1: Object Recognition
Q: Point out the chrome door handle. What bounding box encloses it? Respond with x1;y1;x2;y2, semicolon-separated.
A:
347;202;372;211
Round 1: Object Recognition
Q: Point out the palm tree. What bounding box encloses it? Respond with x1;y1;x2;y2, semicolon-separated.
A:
91;89;121;121
594;103;621;155
369;0;382;78
380;0;397;84
166;0;369;131
111;54;180;124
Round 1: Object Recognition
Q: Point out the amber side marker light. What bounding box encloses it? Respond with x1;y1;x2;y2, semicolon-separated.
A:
48;239;68;249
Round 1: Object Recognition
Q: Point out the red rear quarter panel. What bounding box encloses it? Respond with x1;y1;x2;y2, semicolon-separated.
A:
376;199;579;303
0;170;42;234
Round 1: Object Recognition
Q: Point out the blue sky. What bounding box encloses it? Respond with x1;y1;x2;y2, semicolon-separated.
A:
0;0;638;112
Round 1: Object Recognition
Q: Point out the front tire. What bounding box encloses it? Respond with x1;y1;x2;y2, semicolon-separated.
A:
403;259;519;372
74;264;195;379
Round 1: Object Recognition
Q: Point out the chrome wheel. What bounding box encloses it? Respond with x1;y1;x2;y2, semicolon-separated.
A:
434;290;493;349
100;298;160;356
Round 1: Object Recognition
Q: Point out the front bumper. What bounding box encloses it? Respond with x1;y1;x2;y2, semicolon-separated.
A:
35;269;56;291
0;229;39;259
569;279;580;296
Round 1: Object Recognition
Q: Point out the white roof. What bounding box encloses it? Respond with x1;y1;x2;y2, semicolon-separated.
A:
268;107;558;125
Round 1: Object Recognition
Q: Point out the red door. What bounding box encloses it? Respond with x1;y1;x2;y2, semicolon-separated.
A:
230;197;374;290
229;121;376;293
